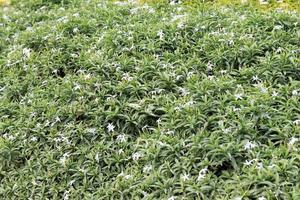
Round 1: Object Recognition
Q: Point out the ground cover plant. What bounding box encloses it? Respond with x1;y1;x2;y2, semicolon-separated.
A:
0;0;300;199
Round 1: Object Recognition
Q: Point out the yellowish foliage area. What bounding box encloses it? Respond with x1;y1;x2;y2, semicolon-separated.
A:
0;0;10;6
215;0;300;12
141;0;299;12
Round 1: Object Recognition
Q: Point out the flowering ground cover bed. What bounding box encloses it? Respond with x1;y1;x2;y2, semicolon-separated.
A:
0;0;300;199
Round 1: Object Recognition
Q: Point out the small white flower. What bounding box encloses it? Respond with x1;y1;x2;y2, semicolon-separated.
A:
79;168;87;174
52;69;58;74
218;120;224;126
55;116;61;122
228;40;234;46
30;136;38;142
141;190;148;197
185;100;194;107
157;141;166;146
130;8;139;15
168;196;176;200
244;141;257;150
73;13;80;18
223;128;231;134
63;152;70;157
177;7;183;11
293;120;300;125
87;128;97;135
26;26;33;32
118;149;124;154
256;162;263;169
143;164;153;173
232;106;241;112
0;86;5;92
32;179;38;185
174;106;182;111
176;75;183;80
244;159;254;166
259;0;269;5
142;3;149;8
23;64;29;70
107;123;115;132
288;137;298;146
84;73;91;80
157;30;164;40
268;164;276;169
292;90;298;96
240;15;247;20
23;48;31;58
63;137;71;145
94;82;101;88
157;88;165;94
117;171;125;177
207;62;214;70
272;91;278;97
132;152;142;161
165;130;175;135
169;0;179;5
197;173;206;181
156;118;162;124
7;135;16;141
124;174;133;180
59;153;70;166
114;1;129;6
260;87;268;94
36;123;41;129
53;137;62;143
207;75;215;80
95;153;100;162
148;8;155;14
122;72;133;81
142;125;149;131
63;191;70;200
177;22;185;29
30;112;36;118
199;168;208;175
69;179;76;186
235;93;243;100
262;113;270;119
220;70;227;75
252;75;259;82
181;173;190;181
274;25;283;30
275;47;283;53
187;71;194;78
254;83;268;93
128;0;137;3
73;83;81;91
116;134;126;143
197;168;208;181
73;27;79;33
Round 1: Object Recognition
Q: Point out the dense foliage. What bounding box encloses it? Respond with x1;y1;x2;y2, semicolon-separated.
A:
0;0;300;199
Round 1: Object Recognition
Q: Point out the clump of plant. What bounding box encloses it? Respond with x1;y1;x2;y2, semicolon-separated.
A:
0;0;299;199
